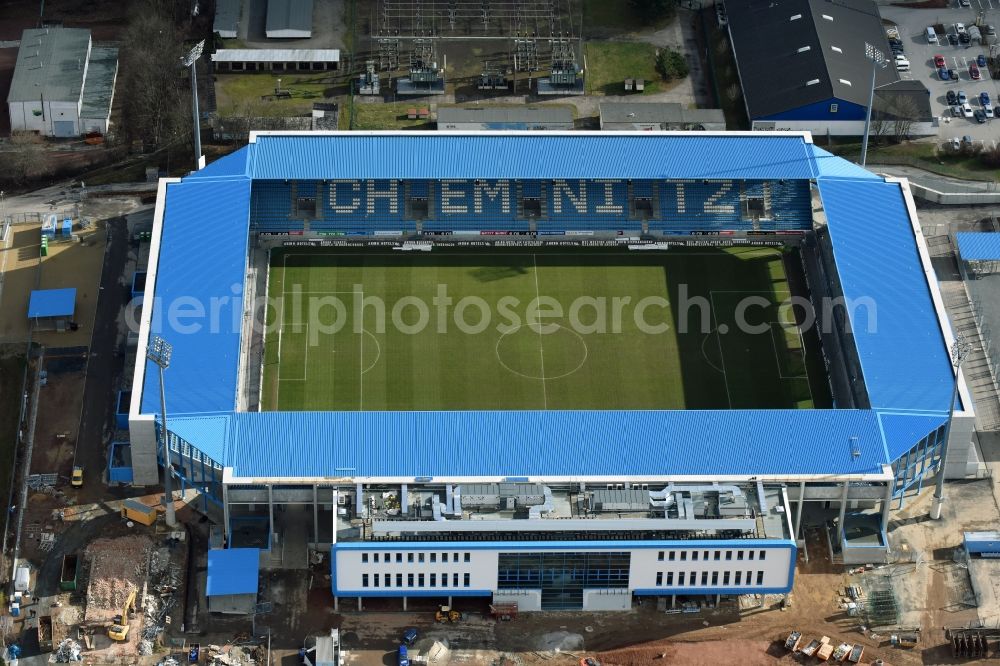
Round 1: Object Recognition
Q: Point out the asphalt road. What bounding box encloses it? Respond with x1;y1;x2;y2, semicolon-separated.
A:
73;217;128;503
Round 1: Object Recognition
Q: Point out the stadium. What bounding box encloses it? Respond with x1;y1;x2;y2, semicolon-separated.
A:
128;131;973;612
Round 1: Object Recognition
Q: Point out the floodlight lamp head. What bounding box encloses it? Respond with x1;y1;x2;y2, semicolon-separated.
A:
951;334;973;367
864;42;886;67
182;40;206;67
147;335;172;368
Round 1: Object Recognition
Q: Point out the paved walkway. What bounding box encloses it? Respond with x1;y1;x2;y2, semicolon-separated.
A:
872;164;1000;194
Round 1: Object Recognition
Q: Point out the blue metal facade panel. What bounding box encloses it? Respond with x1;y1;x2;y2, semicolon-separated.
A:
165;414;231;463
246;135;819;181
956;231;1000;261
206;548;260;596
140;179;252;415
819;179;953;413
965;532;1000;554
759;98;867;121
223;409;887;479
27;288;76;318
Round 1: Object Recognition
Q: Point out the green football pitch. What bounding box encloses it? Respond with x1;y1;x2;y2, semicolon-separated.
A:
261;247;831;412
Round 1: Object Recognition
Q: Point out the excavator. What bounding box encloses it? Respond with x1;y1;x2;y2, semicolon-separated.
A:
108;588;137;641
434;605;461;623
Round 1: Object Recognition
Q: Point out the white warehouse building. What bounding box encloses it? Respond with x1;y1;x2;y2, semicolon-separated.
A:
6;27;119;137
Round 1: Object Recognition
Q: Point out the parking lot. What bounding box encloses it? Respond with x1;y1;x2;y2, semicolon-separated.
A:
882;4;999;148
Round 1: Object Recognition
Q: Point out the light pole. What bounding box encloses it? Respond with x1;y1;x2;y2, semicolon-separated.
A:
182;40;205;171
147;336;178;527
860;42;888;168
931;333;974;520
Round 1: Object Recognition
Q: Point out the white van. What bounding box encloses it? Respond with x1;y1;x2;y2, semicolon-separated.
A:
926;26;938;43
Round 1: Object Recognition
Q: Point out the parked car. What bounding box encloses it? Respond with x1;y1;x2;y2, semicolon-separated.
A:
940;67;951;80
948;68;959;80
986;24;996;36
958;90;968;104
970;63;981;79
952;104;964;116
934;54;947;68
960;32;971;44
951;136;962;150
975;108;987;123
978;54;987;67
963;135;973;146
896;57;910;70
402;628;418;645
984;103;994;117
947;90;958;104
962;102;974;117
956;22;967;34
980;91;990;106
960;0;971;7
398;645;409;666
948;33;960;45
927;26;939;42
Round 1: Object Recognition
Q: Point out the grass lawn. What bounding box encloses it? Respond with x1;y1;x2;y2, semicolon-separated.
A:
585;41;669;95
261;248;829;412
215;72;343;117
825;140;1000;182
342;101;437;130
581;0;673;36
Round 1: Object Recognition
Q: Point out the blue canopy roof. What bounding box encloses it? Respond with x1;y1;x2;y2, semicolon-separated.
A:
206;548;259;596
819;179;954;414
28;288;76;318
246;133;822;181
956;231;1000;261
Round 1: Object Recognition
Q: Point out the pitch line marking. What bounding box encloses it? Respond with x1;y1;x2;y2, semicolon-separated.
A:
708;292;734;409
495;324;589;381
532;254;548;410
768;325;808;380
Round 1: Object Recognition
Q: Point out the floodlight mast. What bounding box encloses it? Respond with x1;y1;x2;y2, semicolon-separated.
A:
182;41;205;171
930;334;974;520
860;42;887;168
147;336;177;527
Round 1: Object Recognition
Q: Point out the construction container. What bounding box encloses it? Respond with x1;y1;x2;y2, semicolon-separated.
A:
14;565;30;592
59;554;79;591
38;615;53;652
121;499;157;526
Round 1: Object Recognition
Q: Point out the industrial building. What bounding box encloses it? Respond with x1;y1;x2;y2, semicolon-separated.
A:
599;103;726;131
127;131;971;612
7;27;119;137
726;0;934;136
437;106;574;131
211;49;340;72
265;0;314;38
214;0;241;39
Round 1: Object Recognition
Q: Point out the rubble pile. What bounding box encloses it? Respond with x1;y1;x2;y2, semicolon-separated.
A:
53;638;83;662
83;535;152;618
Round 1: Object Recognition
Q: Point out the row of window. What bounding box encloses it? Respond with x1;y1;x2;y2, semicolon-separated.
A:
656;549;767;563
361;572;472;589
654;570;766;587
360;552;472;564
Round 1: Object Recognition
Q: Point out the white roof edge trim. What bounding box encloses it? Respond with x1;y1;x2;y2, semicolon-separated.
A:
129;176;183;421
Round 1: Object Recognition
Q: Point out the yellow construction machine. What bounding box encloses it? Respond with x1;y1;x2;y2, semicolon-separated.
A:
108;588;137;641
435;605;461;623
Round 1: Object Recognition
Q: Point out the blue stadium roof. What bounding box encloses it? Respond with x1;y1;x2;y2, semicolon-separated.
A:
246;133;822;181
956;231;1000;262
138;133;958;481
214;409;888;478
28;288;76;318
819;179;954;414
206;548;259;596
140;178;251;415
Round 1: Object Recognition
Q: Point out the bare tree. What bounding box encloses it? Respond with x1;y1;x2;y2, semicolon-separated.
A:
118;0;191;151
889;96;920;142
0;131;44;185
